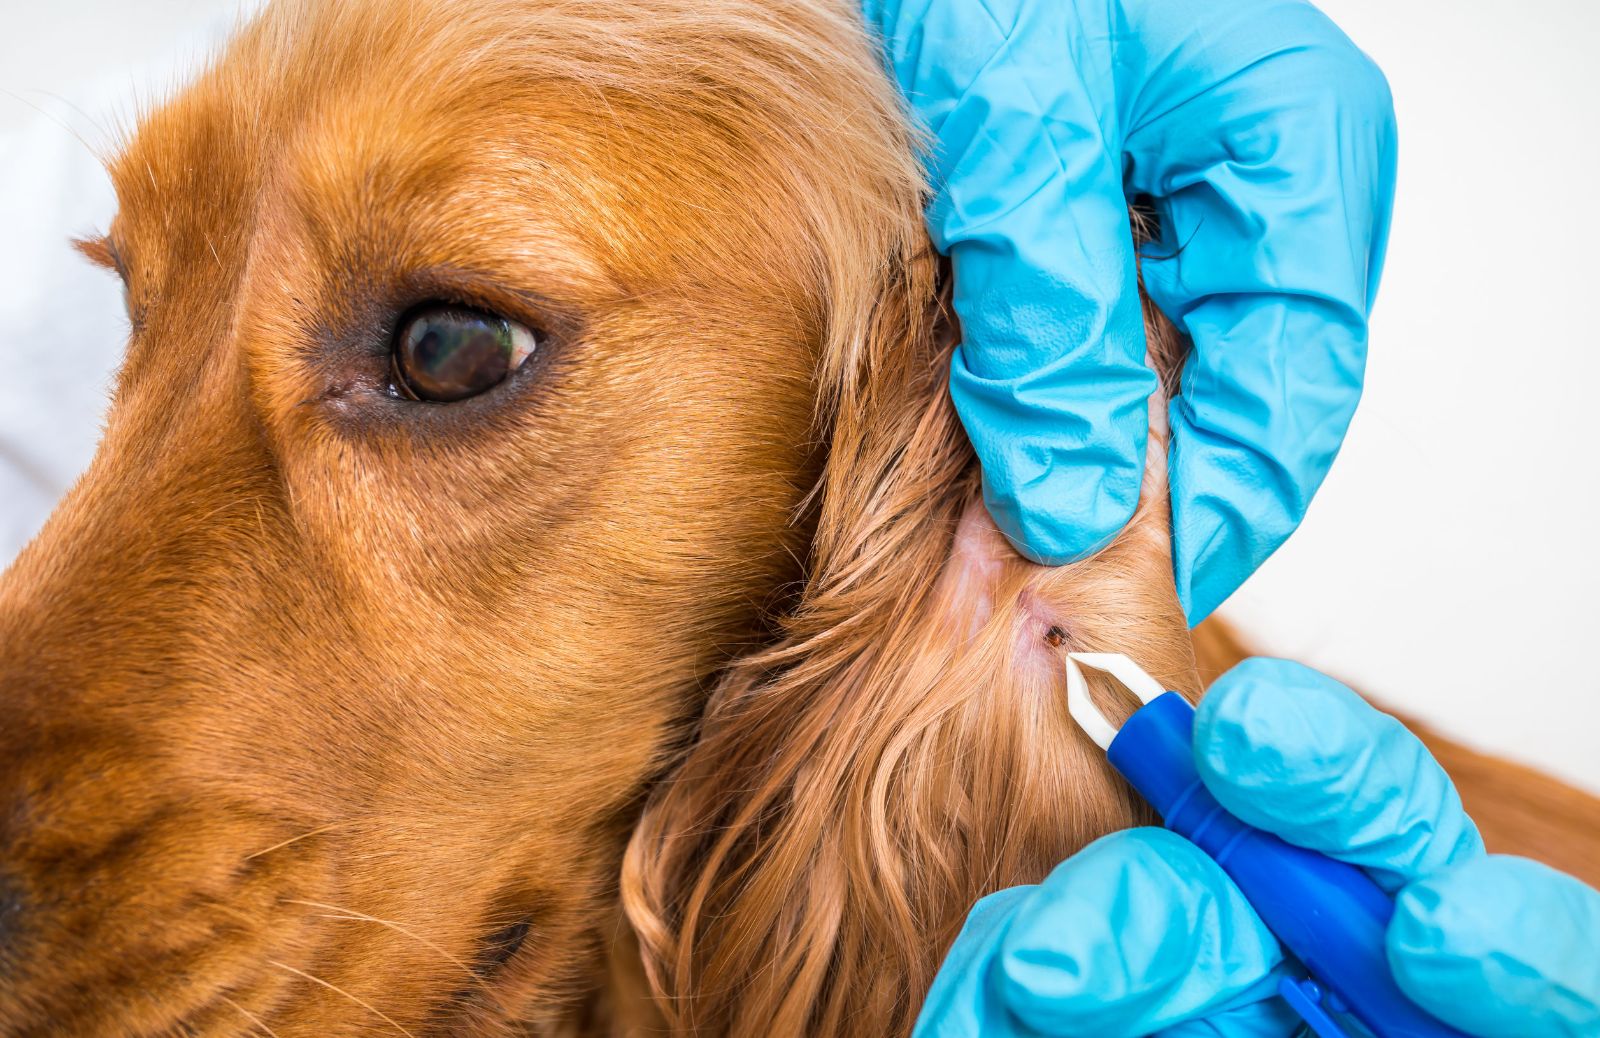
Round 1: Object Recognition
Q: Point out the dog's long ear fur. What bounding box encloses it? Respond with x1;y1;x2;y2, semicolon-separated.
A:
622;204;1201;1033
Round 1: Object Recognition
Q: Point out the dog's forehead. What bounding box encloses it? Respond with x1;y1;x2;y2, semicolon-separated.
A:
109;30;610;283
104;0;845;321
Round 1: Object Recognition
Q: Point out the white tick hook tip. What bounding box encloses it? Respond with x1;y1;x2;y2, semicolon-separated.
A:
1062;652;1166;751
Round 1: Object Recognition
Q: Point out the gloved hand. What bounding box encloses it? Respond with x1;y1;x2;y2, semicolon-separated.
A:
914;658;1600;1038
859;0;1398;624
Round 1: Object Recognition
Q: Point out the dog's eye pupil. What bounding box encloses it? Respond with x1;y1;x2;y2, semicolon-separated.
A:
393;305;539;402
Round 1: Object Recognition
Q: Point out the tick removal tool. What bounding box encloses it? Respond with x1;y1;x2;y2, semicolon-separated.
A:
1063;652;1473;1038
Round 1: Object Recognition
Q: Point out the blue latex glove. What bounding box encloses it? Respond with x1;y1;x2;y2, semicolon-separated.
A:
860;0;1398;624
914;658;1600;1038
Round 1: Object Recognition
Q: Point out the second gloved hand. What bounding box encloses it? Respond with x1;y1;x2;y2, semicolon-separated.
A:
913;659;1600;1038
861;0;1398;624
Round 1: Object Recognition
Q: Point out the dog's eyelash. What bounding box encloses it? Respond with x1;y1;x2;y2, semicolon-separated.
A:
72;233;124;279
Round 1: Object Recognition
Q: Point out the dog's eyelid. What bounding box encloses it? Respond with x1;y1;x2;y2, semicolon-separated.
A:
406;290;555;342
395;268;577;343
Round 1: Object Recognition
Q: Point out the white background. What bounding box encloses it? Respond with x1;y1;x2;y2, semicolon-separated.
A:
3;0;1598;792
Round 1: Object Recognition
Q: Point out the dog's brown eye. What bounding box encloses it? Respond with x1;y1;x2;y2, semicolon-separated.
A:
392;305;539;402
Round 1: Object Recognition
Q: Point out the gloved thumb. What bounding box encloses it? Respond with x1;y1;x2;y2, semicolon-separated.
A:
1389;855;1600;1038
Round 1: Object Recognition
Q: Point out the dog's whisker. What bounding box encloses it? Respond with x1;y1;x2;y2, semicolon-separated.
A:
243;822;343;862
288;898;505;1002
0;87;102;161
219;994;281;1038
266;960;416;1038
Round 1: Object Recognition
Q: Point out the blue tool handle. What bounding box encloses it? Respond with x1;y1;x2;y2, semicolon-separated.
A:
1106;693;1475;1038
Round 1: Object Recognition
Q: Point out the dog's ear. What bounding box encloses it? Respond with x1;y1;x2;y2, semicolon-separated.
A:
619;239;964;1035
621;242;1200;1034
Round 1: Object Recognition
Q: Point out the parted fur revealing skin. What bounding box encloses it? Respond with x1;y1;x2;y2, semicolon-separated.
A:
0;0;1595;1036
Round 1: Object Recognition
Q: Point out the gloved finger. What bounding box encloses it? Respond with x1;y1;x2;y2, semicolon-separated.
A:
914;885;1047;1037
1194;658;1484;892
1116;0;1398;624
995;828;1291;1038
864;0;1157;566
1389;855;1600;1038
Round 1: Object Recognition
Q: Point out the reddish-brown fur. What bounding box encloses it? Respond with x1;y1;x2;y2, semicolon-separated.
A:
0;0;1594;1035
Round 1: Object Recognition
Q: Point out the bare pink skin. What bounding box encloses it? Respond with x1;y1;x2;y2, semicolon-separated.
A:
932;498;1067;680
928;397;1169;691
